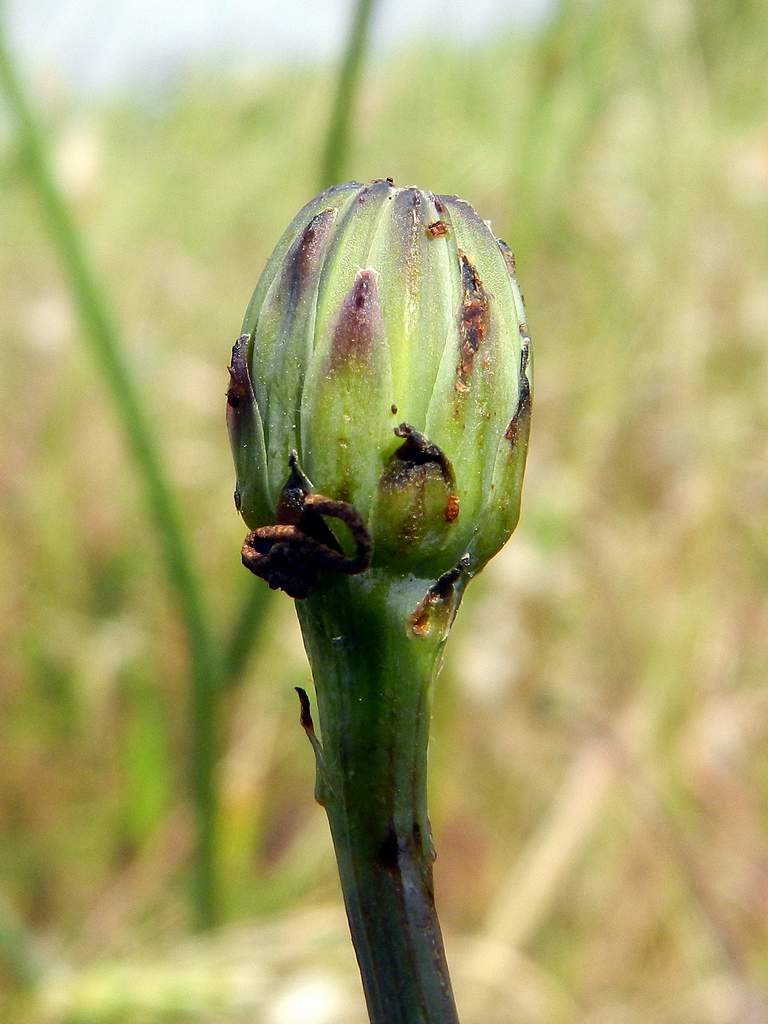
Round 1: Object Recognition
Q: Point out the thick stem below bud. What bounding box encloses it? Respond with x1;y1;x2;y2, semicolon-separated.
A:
296;573;461;1024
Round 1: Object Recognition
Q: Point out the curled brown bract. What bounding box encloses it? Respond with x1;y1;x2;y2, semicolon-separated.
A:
241;493;373;599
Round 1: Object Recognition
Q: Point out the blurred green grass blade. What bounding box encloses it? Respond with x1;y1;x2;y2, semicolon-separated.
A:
0;896;44;990
0;28;219;930
318;0;379;187
222;583;273;689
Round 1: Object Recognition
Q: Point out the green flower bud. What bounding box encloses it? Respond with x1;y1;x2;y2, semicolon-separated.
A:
227;179;532;594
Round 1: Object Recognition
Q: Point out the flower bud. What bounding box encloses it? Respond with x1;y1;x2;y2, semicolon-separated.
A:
228;179;532;592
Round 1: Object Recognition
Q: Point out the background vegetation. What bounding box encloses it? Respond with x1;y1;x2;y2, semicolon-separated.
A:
1;0;767;1021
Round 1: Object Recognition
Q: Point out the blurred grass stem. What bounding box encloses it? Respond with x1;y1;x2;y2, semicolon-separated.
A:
0;895;44;989
221;582;272;689
0;28;220;930
318;0;379;188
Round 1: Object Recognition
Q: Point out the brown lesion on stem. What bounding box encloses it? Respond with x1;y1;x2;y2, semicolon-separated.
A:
241;453;373;599
374;823;434;888
426;219;448;238
409;555;470;637
455;250;490;393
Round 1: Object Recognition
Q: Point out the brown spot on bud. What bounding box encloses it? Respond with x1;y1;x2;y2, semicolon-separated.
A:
227;333;269;524
426;220;449;238
388;189;429;289
456;251;490;392
226;334;252;409
390;403;398;415
504;374;531;446
226;378;241;408
391;423;455;486
377;425;459;544
330;269;383;370
285;208;337;298
497;238;517;275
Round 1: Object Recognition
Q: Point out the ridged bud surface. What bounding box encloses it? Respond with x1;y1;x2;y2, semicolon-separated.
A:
228;179;532;583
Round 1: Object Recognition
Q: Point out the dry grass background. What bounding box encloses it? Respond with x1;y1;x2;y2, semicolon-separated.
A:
1;0;767;1021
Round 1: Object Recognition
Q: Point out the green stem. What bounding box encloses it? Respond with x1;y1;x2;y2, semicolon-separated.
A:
0;30;219;929
318;0;379;188
297;573;460;1024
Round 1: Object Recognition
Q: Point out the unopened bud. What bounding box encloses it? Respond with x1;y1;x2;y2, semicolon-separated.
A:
228;179;532;592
